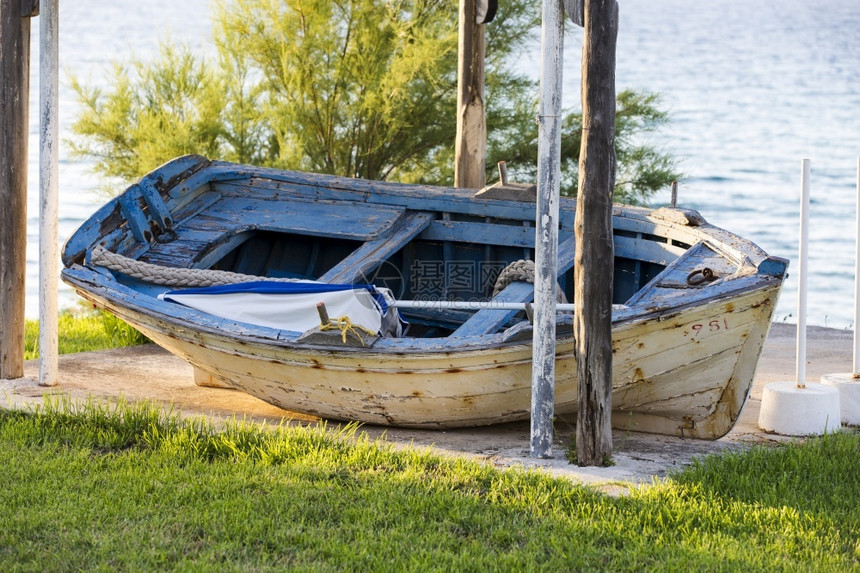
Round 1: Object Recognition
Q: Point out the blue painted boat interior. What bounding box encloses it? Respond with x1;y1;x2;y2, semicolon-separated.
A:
61;156;786;344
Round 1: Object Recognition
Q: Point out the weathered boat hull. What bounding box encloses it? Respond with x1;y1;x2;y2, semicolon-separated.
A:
66;269;781;438
61;155;788;439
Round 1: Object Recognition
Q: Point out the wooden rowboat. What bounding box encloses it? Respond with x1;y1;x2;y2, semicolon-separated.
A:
61;155;788;438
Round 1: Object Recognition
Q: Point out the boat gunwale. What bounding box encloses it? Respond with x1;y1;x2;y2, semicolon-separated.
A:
63;156;779;272
63;263;784;355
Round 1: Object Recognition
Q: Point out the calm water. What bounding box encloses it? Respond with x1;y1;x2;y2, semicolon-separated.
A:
25;0;860;328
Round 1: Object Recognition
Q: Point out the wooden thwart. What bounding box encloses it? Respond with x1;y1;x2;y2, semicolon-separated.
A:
320;211;434;283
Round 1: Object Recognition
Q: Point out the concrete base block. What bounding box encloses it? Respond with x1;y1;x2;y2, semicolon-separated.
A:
820;373;860;426
758;381;841;436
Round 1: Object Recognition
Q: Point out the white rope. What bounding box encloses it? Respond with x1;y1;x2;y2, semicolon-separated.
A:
90;245;299;288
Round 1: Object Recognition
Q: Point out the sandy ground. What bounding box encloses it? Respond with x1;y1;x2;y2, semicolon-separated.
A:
1;322;854;492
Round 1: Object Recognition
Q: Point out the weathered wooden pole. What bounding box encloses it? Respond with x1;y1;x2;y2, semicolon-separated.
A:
0;0;36;379
454;0;487;188
530;0;565;459
574;0;618;466
39;0;59;386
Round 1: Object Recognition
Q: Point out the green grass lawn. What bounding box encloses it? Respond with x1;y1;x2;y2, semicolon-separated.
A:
24;309;149;360
10;314;859;569
0;399;857;571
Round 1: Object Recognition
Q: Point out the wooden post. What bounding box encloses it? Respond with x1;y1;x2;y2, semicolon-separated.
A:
574;0;618;466
454;0;486;189
530;0;564;459
0;0;35;379
39;0;59;386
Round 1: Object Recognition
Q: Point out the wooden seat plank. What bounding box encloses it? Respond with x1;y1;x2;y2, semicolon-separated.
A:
320;211;435;283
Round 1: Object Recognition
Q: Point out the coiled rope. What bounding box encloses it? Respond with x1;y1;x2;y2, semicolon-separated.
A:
492;259;568;304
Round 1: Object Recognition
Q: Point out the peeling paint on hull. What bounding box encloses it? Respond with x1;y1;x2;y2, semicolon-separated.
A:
71;280;780;438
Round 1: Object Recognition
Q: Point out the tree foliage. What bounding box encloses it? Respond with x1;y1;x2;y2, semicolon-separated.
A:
69;45;227;185
70;0;681;204
490;88;681;203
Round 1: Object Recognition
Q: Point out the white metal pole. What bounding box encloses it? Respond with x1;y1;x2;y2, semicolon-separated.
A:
796;159;810;389
854;156;860;377
38;0;59;386
392;300;624;312
531;0;564;459
395;300;575;312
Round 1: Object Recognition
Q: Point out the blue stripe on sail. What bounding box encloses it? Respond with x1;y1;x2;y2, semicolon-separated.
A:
163;282;389;312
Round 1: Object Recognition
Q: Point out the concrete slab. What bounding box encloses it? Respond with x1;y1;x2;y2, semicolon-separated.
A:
1;322;853;492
